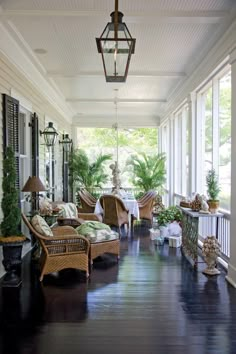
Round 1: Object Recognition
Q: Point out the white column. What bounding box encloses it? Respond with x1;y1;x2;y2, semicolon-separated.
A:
158;126;162;153
71;125;78;148
226;47;236;287
187;93;196;197
169;115;175;206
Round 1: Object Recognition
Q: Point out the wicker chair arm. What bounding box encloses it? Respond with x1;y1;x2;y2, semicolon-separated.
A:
77;213;102;222
43;234;90;255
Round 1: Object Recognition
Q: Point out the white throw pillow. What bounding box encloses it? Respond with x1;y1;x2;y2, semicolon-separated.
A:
31;214;53;237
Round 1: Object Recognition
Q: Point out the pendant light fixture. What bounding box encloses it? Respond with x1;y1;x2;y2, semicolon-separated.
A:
96;0;136;82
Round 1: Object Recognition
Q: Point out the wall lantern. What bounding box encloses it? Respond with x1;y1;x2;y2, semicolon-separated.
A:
40;122;58;147
59;134;73;153
96;0;136;83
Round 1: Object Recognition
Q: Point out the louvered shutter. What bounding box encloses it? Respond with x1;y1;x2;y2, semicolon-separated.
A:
31;113;39;177
2;94;20;188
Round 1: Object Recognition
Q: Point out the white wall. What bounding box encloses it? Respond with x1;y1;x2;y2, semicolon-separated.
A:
0;52;72;218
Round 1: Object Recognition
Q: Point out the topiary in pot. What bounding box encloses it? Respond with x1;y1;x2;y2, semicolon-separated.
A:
0;146;26;287
206;169;221;214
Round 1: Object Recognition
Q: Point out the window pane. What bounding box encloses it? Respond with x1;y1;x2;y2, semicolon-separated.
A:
219;71;231;211
185;107;190;196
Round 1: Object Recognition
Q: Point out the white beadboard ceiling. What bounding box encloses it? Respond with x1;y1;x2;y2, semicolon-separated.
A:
0;0;236;127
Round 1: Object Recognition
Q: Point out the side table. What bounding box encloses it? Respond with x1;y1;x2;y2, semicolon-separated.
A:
179;207;223;268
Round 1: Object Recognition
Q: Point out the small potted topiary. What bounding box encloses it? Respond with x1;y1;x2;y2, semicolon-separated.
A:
0;146;26;287
206;169;221;214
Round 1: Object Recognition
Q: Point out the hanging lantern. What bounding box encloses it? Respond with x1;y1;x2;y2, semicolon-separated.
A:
96;0;136;83
40;122;58;147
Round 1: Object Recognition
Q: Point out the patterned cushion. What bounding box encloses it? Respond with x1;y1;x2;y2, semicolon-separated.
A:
31;214;53;237
57;203;78;218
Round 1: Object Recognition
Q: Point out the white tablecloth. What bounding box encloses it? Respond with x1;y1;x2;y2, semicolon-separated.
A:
95;198;140;220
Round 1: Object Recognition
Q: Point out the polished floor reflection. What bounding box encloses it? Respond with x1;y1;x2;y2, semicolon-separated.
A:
0;227;236;354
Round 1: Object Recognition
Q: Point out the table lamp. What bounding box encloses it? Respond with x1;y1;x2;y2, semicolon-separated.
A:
22;176;46;214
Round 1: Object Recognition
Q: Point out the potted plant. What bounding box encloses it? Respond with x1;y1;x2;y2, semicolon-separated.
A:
206;169;221;213
69;148;112;196
126;152;166;194
156;209;172;238
0;146;26;287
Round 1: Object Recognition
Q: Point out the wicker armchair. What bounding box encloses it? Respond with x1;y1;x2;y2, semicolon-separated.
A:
22;213;90;281
81;189;97;204
78;191;96;213
100;194;129;234
138;191;157;224
137;190;156;206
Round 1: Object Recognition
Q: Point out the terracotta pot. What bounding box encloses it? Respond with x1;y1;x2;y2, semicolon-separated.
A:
207;200;220;214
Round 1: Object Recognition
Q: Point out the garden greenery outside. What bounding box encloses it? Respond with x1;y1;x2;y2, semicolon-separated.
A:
76;127;159;193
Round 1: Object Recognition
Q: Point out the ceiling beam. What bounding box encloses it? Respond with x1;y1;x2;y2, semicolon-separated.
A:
1;9;228;24
66;98;167;104
48;71;186;79
72;115;161;127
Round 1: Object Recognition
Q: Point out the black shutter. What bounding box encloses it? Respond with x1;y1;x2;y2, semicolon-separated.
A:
31;113;39;177
2;94;20;188
69;144;74;202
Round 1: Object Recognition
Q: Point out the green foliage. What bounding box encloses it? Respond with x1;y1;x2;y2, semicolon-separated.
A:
126;152;166;193
1;146;22;237
156;209;172;226
168;206;183;222
69;149;112;191
77;128;158;149
156;206;182;226
206;169;221;200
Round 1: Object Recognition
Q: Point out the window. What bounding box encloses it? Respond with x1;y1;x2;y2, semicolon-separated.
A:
198;68;231;211
218;71;231;210
173;104;189;198
203;86;213;178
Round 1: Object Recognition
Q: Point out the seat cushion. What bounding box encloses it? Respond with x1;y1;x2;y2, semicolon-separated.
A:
31;214;53;237
76;221;119;242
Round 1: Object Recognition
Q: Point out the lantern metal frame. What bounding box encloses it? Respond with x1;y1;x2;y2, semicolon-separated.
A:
96;0;136;83
59;133;73;153
40;122;58;148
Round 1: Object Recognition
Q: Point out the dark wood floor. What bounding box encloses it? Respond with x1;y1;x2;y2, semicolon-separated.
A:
0;226;236;354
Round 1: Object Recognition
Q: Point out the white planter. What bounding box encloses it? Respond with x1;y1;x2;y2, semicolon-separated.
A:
159;225;169;238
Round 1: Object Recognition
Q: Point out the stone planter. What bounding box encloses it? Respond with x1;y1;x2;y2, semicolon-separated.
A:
202;236;221;275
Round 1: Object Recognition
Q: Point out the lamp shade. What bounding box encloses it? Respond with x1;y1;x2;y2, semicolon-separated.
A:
96;1;136;83
22;176;46;192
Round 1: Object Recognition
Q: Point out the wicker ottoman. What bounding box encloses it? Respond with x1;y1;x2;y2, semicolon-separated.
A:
90;238;120;265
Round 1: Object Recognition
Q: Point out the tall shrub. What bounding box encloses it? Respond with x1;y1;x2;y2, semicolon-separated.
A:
1;146;21;237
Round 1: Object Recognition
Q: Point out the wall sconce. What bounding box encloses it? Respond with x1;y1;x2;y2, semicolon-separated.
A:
40;122;58;147
96;0;136;83
59;134;73;153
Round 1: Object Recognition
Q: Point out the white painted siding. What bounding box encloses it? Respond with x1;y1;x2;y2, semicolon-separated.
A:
0;53;72;220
